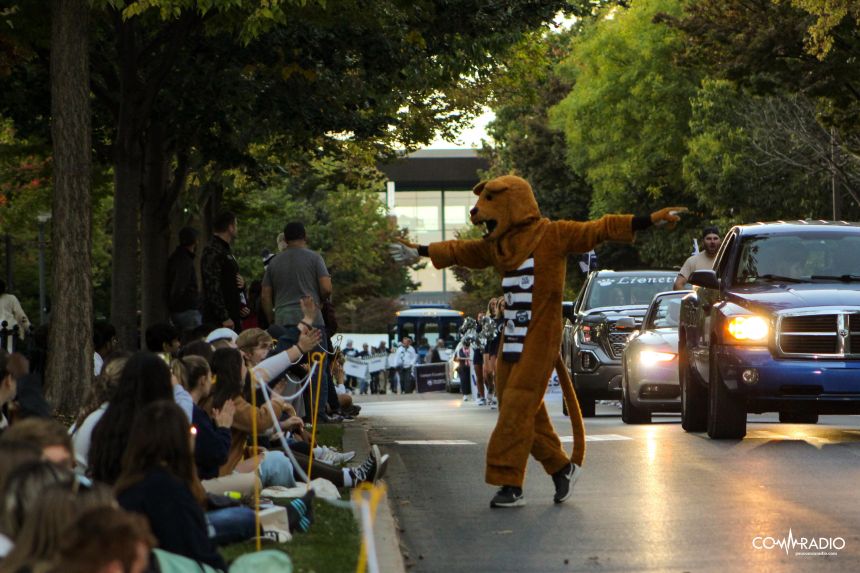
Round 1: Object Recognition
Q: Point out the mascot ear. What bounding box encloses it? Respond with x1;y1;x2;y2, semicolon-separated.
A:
472;178;511;197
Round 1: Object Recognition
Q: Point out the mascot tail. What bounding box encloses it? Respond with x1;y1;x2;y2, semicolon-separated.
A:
555;354;585;467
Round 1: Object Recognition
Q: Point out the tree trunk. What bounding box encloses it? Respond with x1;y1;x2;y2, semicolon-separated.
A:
140;122;171;335
110;18;143;350
47;0;92;414
111;126;142;349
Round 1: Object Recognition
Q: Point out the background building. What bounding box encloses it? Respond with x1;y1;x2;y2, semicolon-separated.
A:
379;149;489;306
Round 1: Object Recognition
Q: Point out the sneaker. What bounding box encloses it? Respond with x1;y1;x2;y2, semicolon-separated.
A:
551;462;582;504
489;398;498;409
463;395;470;402
490;485;525;508
350;445;389;485
476;397;486;406
318;446;356;465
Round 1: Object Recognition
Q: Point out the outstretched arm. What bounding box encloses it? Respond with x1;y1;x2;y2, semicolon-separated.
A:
556;208;685;254
389;238;493;270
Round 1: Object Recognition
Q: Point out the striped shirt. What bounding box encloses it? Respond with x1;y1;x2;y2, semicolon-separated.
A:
501;256;534;362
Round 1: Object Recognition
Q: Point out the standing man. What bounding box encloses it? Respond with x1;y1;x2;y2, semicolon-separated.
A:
165;227;201;332
201;211;245;331
674;226;721;290
261;221;334;420
395;336;417;394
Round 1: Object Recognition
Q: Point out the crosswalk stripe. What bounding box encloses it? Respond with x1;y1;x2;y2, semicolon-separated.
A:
395;440;477;445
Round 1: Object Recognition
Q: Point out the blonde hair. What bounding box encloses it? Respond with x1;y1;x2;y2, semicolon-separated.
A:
277;232;287;252
236;328;273;353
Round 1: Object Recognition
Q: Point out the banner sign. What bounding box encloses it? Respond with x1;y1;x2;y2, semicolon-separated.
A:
368;356;388;373
344;359;369;380
415;362;448;393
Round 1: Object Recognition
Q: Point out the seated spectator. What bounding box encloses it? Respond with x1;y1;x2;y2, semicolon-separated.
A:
92;321;117;377
0;461;73;560
1;479;113;573
179;339;215;363
145;323;181;359
0;350;17;432
0;441;41;559
70;353;130;473
88;353;173;485
206;348;384;490
205;327;239;350
0;418;74;470
115;401;227;571
52;506;156;573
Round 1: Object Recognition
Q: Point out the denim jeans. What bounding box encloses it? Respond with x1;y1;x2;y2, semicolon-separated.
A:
258;451;297;488
207;506;257;545
277;325;331;419
171;309;202;332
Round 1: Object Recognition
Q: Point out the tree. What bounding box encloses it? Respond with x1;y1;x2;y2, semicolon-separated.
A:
550;0;701;266
683;79;835;225
46;0;92;413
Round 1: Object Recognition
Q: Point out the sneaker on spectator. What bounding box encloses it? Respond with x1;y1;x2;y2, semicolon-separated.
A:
318;446;356;465
349;445;389;485
476;397;486;406
489;398;498;409
462;395;470;402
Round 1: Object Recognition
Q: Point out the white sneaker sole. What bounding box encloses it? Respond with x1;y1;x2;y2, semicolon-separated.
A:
490;497;526;508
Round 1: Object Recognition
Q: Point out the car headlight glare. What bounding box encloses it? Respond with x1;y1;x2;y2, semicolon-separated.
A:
639;350;676;366
726;316;769;341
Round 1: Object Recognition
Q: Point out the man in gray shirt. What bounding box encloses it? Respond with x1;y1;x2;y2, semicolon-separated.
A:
261;222;336;420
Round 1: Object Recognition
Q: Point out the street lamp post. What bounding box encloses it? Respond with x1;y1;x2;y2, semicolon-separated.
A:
36;212;52;325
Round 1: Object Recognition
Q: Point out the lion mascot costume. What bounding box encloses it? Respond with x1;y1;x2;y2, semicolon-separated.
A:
390;175;683;507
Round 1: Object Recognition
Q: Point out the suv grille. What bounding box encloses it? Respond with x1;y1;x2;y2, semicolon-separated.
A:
777;312;859;357
604;322;636;359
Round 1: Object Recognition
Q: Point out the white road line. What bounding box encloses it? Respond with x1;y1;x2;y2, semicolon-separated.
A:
395;440;477;445
560;434;633;442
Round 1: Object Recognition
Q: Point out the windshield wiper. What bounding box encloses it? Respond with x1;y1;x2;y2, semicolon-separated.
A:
755;274;804;283
810;274;860;282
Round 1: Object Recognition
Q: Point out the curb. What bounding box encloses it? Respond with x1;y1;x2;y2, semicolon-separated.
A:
343;421;407;573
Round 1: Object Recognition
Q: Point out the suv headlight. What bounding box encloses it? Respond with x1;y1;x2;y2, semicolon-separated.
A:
726;316;769;342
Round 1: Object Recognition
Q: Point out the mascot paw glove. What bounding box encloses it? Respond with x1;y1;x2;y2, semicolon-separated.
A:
388;241;420;265
651;207;688;229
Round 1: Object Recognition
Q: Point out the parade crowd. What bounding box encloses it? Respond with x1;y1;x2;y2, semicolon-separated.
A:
0;213;390;573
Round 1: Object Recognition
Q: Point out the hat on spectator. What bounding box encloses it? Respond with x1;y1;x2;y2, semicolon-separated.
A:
205;327;238;345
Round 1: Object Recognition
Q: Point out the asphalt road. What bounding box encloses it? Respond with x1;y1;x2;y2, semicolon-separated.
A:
355;392;860;573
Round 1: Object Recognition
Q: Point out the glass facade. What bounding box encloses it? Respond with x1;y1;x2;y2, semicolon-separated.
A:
392;189;476;292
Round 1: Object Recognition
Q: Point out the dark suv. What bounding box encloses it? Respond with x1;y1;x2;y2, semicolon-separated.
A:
679;221;860;439
562;270;676;416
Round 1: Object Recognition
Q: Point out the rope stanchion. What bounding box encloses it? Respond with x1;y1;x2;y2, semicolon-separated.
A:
352;483;386;573
306;351;326;485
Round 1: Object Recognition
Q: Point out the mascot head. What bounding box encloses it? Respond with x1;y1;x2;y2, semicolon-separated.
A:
470;175;542;241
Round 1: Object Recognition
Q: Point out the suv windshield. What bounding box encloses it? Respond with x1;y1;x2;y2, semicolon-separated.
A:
734;231;860;285
584;274;675;309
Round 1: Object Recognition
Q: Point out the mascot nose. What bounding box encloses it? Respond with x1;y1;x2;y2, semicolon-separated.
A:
470;206;478;217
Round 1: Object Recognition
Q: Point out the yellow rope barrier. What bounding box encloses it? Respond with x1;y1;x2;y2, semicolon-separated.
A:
249;363;262;551
306;351;325;485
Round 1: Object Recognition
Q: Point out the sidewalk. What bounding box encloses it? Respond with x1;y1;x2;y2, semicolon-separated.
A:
343;419;407;573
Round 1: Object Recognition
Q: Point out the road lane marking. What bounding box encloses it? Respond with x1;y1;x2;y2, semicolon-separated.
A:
395;440;477;445
560;434;632;442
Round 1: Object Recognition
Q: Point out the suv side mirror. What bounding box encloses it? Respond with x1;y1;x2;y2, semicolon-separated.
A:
688;269;720;289
615;316;637;330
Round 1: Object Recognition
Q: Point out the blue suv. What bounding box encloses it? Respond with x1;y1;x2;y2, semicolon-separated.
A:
679;221;860;438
